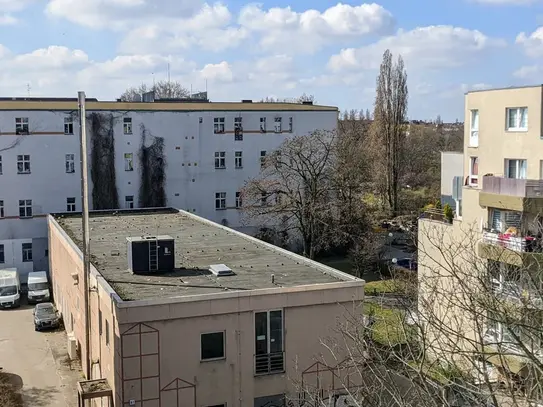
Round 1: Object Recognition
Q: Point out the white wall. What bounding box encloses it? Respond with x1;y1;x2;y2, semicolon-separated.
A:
0;106;338;272
0;238;33;282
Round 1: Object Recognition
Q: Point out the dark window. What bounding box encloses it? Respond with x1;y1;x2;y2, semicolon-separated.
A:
105;320;110;345
0;244;4;263
201;332;225;360
255;310;284;374
99;310;102;335
22;243;32;262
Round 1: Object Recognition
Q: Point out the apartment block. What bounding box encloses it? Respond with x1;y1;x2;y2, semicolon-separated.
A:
418;85;543;397
48;208;364;407
0;97;338;280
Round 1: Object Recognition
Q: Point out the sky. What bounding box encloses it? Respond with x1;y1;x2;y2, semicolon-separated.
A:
0;0;542;121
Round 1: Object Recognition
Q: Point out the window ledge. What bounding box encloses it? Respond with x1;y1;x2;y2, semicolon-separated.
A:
506;128;528;133
254;370;285;377
200;357;226;363
215;208;227;211
20;216;34;219
17;172;31;175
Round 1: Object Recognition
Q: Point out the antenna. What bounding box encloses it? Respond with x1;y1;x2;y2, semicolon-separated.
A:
167;63;171;83
27;83;31;96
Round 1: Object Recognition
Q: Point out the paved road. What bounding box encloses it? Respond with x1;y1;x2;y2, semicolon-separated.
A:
0;304;68;407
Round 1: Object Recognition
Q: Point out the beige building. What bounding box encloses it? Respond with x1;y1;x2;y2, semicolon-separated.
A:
48;208;364;407
417;85;543;397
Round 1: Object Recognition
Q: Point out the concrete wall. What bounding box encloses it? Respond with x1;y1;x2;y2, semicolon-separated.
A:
2;107;337;273
440;151;463;208
48;215;365;407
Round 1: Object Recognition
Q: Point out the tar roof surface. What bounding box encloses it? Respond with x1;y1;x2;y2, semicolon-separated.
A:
55;209;348;301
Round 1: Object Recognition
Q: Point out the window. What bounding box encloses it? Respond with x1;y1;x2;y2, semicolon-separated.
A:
98;310;102;336
288;117;293;133
0;244;4;263
15;117;29;135
260;117;266;132
215;192;226;210
66;197;76;212
105;320;110;346
234;117;243;140
254;310;284;374
22;243;32;262
505;159;527;179
125;196;134;209
236;192;242;208
235;151;243;169
506;107;528;131
274;117;282;133
200;331;225;361
65;154;75;173
0;200;3;218
214;117;225;134
124;153;134;171
469;157;479;186
260;151;267;168
19;200;32;218
17;155;30;174
470;110;479;147
123;117;132;135
215;152;226;169
64;117;74;135
0;156;2;175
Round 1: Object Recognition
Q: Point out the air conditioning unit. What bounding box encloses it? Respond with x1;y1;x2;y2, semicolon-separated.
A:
67;333;77;360
209;264;235;276
126;235;175;274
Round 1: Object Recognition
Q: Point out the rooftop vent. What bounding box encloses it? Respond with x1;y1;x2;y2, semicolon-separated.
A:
209;264;235;277
126;235;175;274
241;99;253;103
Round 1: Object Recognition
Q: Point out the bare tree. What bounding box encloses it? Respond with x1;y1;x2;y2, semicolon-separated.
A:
119;80;189;101
259;93;316;104
370;50;408;217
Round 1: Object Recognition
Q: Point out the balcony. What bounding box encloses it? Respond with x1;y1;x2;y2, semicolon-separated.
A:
255;351;285;375
478;229;543;267
480;176;543;213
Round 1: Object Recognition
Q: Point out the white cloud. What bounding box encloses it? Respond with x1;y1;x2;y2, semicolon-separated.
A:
470;0;538;4
0;13;16;25
513;65;543;78
200;61;234;83
238;2;395;53
516;27;543;58
0;0;36;12
328;25;506;72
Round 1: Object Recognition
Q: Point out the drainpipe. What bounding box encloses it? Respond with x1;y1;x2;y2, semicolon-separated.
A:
78;91;92;380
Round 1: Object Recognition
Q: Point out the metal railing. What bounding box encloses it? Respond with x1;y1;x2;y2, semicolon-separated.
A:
255;351;285;375
482;176;543;198
482;230;529;252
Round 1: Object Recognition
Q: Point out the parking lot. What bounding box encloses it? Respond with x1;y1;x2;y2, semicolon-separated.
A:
0;300;80;407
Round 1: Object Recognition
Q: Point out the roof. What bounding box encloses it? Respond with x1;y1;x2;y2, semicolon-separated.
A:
53;208;355;301
465;84;543;95
0;99;337;112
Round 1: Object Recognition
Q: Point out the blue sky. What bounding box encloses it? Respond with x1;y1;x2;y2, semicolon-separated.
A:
0;0;542;121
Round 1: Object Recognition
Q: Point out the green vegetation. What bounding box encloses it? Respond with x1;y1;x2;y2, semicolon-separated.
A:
407;360;466;385
364;279;404;295
365;302;414;346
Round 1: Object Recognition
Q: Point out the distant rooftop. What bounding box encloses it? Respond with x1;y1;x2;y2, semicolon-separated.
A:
53;208;355;301
0;97;337;112
465;84;543;95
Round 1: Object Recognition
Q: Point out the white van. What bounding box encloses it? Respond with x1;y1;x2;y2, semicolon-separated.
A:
27;271;50;304
0;268;20;308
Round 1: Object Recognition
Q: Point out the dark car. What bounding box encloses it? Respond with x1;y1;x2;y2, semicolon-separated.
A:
393;258;418;271
33;302;60;332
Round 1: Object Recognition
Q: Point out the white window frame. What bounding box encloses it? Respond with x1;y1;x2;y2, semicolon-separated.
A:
0;200;3;218
214;117;225;134
125;196;134;209
288;117;293;133
66;197;76;212
200;331;226;361
235;151;243;169
506;107;528;131
65;154;75;173
22;242;32;262
505;159;527;179
469;156;479;186
64;117;74;135
235;192;242;208
124;153;134;171
254;309;284;375
17;155;31;174
469;109;479;147
260;117;267;133
15;117;29;134
19;199;32;218
274;117;282;133
123;117;133;135
234;117;243;140
215;192;226;210
215;152;226;169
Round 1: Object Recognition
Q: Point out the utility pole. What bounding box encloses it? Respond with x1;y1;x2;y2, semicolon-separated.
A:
78;91;92;380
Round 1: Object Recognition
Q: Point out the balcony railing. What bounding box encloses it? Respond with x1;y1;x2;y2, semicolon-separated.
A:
492;282;543;309
482;176;543;198
255;351;285;375
481;230;534;252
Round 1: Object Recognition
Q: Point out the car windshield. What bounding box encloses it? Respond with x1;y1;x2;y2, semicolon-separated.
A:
0;286;17;296
36;305;56;317
28;282;49;291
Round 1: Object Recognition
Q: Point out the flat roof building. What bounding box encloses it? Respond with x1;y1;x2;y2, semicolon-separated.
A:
49;208;364;407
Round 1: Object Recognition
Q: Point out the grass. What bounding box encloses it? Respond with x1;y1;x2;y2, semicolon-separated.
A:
0;373;22;407
364;279;404;295
365;302;414;346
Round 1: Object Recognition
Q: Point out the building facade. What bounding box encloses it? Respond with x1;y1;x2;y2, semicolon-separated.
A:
0;98;338;281
417;85;543;399
48;208;365;407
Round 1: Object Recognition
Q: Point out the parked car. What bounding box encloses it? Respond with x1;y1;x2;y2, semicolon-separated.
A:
33;302;60;332
393;258;418;272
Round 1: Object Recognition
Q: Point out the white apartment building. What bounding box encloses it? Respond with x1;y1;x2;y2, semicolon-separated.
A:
0;97;338;281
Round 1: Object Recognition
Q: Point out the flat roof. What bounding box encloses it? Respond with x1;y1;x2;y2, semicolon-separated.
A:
0;99;337;112
465;84;543;95
53;208;353;301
